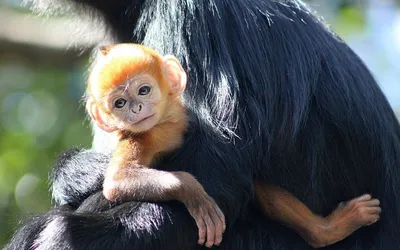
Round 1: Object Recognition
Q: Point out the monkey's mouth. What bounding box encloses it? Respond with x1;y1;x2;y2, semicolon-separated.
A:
135;114;155;124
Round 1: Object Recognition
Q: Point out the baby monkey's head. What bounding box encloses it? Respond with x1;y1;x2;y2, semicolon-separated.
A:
86;44;187;133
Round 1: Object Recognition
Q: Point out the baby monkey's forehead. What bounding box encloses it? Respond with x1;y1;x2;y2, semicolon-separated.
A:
126;73;157;85
107;74;158;93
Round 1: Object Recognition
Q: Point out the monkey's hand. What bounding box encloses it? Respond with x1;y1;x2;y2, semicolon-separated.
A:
185;193;226;248
176;172;226;248
326;194;381;232
310;194;381;248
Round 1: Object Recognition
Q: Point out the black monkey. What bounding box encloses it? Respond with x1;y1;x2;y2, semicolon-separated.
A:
6;0;400;249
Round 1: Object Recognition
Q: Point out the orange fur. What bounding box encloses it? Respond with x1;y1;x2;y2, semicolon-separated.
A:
87;43;188;169
114;102;187;167
87;45;227;249
88;44;168;114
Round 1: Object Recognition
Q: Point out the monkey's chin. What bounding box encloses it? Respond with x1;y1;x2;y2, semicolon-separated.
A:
129;114;158;133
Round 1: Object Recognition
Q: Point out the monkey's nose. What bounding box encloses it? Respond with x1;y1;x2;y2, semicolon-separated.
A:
132;104;143;113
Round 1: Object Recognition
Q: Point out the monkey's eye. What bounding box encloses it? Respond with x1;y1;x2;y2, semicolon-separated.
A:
114;98;127;108
138;85;151;96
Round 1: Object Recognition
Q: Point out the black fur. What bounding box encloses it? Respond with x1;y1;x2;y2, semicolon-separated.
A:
6;0;400;249
50;148;109;206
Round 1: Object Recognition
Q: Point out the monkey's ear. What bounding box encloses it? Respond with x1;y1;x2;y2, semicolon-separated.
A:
162;55;187;96
86;97;117;133
99;45;114;56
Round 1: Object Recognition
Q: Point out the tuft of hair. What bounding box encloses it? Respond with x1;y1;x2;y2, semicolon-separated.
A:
87;44;164;103
50;148;109;206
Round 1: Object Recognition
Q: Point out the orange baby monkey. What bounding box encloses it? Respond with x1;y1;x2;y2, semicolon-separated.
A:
86;44;225;248
86;44;381;249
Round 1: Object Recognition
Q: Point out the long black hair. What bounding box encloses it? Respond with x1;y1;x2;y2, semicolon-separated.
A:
7;0;400;249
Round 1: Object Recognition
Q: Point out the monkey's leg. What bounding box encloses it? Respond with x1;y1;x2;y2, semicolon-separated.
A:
255;182;381;248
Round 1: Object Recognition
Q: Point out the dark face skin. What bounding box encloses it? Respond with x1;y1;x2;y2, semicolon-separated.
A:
105;73;165;133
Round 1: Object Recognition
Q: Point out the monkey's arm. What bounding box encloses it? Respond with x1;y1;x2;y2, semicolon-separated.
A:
104;164;226;247
104;163;204;203
102;138;190;203
103;140;225;247
255;182;381;248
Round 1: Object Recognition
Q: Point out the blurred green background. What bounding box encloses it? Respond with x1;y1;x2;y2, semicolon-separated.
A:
0;0;399;247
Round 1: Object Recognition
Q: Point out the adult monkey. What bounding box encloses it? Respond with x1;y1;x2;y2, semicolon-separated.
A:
6;0;400;249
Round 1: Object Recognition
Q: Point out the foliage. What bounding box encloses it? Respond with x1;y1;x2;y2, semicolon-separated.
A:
0;57;92;246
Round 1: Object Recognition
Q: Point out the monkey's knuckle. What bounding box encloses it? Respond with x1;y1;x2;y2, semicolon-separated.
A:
360;213;370;222
194;211;204;220
351;201;361;209
219;217;225;227
199;208;208;217
196;204;205;213
190;208;199;216
360;205;368;212
204;201;214;210
221;217;226;227
206;217;215;227
347;200;355;207
214;222;221;231
357;207;366;215
205;207;215;216
198;225;206;233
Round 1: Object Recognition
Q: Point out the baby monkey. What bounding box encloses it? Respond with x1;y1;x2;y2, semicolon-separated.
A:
86;44;225;248
86;44;381;248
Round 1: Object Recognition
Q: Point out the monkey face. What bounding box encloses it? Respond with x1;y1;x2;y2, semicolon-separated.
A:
86;44;187;135
107;74;165;133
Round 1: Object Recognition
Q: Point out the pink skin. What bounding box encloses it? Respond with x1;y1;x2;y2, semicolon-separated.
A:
102;74;163;133
135;114;155;124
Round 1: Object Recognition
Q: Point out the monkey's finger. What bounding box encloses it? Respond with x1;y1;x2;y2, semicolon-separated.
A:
362;199;380;207
195;216;207;245
207;196;226;231
204;213;216;248
366;207;382;214
215;205;226;232
210;208;224;246
355;194;372;201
